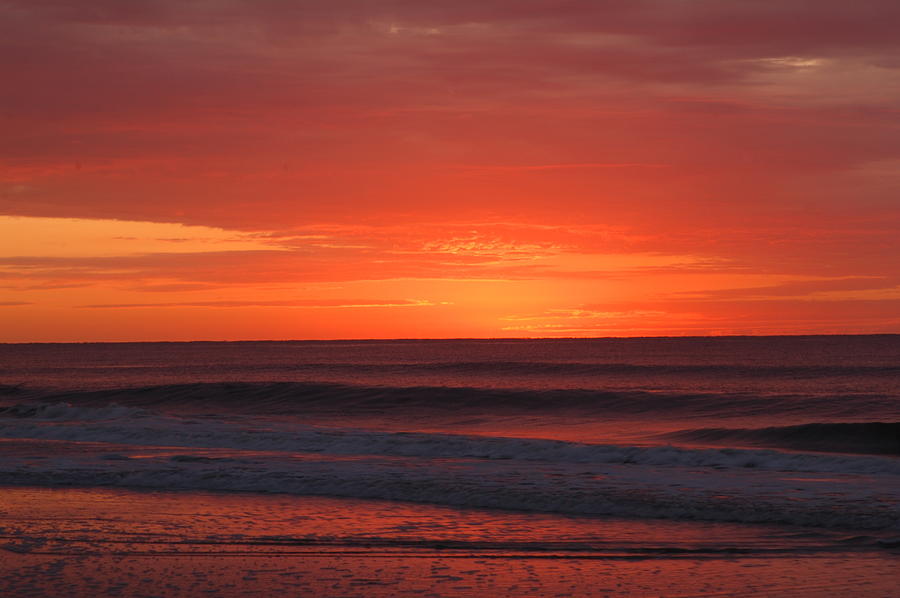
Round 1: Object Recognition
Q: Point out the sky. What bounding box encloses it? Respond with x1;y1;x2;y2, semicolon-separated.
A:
1;0;899;341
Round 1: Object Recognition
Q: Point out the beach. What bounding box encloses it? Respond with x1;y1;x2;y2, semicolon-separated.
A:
2;486;899;597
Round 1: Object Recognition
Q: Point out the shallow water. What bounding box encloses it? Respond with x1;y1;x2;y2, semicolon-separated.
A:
2;487;898;597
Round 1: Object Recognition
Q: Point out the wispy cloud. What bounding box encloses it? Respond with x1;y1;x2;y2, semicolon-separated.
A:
79;299;444;309
453;163;669;172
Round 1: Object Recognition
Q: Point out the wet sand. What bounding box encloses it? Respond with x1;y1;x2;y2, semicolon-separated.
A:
1;486;897;597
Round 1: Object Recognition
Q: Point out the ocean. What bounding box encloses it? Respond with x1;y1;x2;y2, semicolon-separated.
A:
0;336;898;595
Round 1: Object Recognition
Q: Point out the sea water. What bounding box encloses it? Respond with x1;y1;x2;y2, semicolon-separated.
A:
1;337;898;539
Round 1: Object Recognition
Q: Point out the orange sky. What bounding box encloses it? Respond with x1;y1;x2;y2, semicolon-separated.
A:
1;1;899;341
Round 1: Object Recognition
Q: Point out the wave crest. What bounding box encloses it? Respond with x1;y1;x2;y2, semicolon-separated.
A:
664;422;900;455
12;382;900;421
0;402;149;421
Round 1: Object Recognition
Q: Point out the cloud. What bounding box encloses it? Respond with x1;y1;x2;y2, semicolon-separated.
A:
78;299;441;309
454;162;669;172
674;277;900;301
0;215;283;258
501;296;900;336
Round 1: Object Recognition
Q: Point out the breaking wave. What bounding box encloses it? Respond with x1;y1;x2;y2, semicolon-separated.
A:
664;422;900;455
1;402;899;531
1;404;899;476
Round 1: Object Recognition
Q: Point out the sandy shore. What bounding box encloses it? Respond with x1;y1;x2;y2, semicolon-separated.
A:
1;486;898;597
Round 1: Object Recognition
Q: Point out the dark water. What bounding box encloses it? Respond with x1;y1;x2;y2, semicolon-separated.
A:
2;336;899;394
0;336;898;532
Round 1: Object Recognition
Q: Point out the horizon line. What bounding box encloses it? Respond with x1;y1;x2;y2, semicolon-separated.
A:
2;333;899;345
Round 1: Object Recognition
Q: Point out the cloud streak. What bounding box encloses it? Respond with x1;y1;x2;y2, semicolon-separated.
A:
79;299;442;309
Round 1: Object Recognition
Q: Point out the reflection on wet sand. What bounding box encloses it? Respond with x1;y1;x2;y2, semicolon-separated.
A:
2;487;898;597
